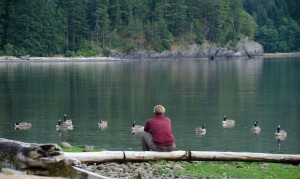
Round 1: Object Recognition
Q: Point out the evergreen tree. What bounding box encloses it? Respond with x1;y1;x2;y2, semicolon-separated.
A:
89;0;110;49
152;17;173;52
286;0;300;24
0;0;299;55
0;0;4;50
127;4;145;50
240;11;257;39
109;0;123;31
60;0;89;52
203;0;230;44
228;0;243;41
163;0;187;36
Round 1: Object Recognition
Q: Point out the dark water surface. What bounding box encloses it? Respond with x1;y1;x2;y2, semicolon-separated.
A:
0;58;299;154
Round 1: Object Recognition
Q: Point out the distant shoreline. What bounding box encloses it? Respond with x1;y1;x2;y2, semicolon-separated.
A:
0;52;299;62
0;56;124;62
263;52;300;58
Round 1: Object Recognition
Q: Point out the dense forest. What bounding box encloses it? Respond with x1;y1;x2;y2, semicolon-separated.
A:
0;0;299;57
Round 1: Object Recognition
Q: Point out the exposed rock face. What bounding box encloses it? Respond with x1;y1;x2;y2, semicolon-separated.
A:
236;37;263;58
111;37;263;59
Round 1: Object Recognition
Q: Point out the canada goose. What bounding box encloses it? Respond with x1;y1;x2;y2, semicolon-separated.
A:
56;119;73;131
275;125;287;141
98;119;108;128
222;115;235;128
131;121;144;132
195;124;206;135
251;121;261;135
63;114;73;126
14;122;32;130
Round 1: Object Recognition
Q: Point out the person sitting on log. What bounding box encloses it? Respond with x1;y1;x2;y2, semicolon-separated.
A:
141;105;176;152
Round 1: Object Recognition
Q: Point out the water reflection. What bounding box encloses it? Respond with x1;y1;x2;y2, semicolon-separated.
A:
57;130;73;143
1;58;300;154
195;132;206;139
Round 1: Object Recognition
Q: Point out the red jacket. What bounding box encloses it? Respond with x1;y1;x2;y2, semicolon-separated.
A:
144;114;175;146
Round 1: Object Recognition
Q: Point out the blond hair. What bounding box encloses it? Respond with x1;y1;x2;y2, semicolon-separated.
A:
153;105;165;115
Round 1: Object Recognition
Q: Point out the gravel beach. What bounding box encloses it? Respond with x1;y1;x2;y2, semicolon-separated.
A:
80;161;196;179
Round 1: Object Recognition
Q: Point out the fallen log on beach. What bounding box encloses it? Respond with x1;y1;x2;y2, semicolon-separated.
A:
64;151;300;164
0;138;80;177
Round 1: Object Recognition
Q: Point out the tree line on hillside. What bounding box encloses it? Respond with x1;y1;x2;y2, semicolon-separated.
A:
0;0;299;57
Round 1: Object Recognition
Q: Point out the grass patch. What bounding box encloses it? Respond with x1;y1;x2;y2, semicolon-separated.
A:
174;161;300;178
62;146;104;152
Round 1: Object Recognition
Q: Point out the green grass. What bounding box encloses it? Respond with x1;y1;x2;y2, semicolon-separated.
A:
173;161;300;179
61;146;104;152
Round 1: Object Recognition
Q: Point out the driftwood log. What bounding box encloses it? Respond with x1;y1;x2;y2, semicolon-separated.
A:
65;151;300;164
0;138;81;177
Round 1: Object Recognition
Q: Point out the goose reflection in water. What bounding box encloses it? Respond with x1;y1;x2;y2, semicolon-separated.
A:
131;130;143;139
276;137;287;150
57;130;70;143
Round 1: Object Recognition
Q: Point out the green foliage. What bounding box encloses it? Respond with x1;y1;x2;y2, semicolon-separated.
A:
13;47;28;57
1;43;28;57
245;0;300;52
102;48;111;57
4;43;13;56
76;41;99;57
193;20;205;45
152;19;173;53
64;51;76;57
0;0;299;56
0;0;4;48
240;11;258;39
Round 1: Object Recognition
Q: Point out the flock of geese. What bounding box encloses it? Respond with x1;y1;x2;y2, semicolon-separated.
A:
13;114;141;132
195;115;288;141
13;114;288;142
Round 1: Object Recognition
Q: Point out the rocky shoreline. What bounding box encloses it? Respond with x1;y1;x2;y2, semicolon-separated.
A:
1;52;299;63
110;38;264;60
80;161;195;179
0;37;268;61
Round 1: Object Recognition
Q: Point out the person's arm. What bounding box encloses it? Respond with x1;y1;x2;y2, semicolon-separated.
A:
144;121;150;132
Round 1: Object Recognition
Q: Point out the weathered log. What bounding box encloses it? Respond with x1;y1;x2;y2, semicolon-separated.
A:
65;151;190;163
190;151;300;164
64;151;300;164
0;138;81;177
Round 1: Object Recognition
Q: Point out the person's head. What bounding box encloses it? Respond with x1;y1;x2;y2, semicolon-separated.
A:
153;105;165;115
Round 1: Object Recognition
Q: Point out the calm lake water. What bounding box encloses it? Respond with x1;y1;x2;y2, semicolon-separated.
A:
0;57;299;154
